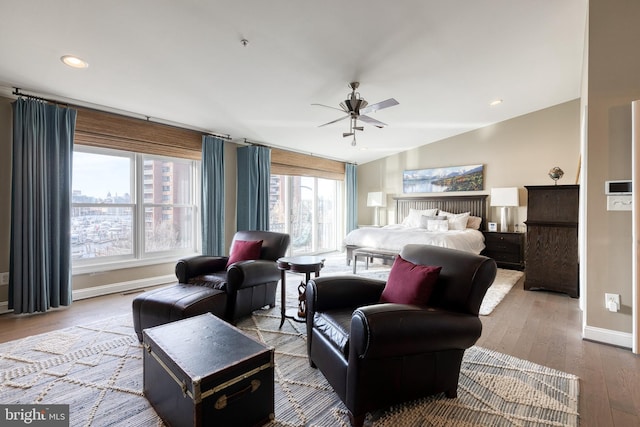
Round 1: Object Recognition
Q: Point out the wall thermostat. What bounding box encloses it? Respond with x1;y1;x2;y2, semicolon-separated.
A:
605;180;632;211
605;180;632;195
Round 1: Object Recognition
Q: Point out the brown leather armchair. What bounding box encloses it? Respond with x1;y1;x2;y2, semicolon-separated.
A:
176;230;290;322
305;244;497;426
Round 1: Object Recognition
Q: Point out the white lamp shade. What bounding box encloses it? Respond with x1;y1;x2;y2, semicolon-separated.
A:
490;187;519;207
367;191;386;207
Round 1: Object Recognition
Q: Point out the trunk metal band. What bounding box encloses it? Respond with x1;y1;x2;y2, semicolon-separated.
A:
145;343;194;399
145;343;273;404
201;361;273;402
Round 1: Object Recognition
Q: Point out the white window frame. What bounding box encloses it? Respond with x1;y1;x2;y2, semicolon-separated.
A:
72;146;200;274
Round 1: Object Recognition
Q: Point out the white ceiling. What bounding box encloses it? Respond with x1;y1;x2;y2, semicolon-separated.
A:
0;0;587;165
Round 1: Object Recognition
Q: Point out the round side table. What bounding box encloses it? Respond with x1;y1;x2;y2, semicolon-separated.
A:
277;255;325;328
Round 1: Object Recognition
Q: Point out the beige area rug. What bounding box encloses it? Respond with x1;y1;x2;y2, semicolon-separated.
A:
0;309;578;426
320;252;524;316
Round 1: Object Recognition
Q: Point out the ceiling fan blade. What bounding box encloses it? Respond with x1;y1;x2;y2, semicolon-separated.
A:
319;115;350;127
359;115;388;128
360;98;399;115
312;103;346;113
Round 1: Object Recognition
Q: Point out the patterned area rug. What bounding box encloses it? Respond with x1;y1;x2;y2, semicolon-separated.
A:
0;308;578;426
320;252;524;316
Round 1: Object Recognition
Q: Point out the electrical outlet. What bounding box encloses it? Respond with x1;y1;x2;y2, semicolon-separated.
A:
604;293;621;312
0;272;8;285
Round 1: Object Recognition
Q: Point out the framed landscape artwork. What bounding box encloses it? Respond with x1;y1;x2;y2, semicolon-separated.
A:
403;164;484;193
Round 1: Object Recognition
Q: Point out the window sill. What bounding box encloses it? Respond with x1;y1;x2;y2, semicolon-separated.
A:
72;252;199;276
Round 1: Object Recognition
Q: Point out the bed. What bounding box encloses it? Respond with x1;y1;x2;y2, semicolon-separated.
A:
345;194;488;264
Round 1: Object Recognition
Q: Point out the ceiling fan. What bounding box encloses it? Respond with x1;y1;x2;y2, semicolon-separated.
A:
312;82;399;146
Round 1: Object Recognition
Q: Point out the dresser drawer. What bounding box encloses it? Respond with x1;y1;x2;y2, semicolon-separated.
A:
482;231;525;270
483;232;522;252
484;250;521;264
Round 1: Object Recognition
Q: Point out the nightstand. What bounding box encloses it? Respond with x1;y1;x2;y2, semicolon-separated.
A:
482;231;525;270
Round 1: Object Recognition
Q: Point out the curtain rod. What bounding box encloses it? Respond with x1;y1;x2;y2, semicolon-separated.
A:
13;88;70;106
11;87;232;141
241;138;352;164
9;87;350;161
242;138;268;147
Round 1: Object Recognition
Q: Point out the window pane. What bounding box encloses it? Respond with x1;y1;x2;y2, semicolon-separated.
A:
317;178;337;251
72;151;132;201
269;174;342;255
269;175;286;233
291;177;314;254
73;147;199;267
142;158;192;205
144;206;194;253
71;207;133;259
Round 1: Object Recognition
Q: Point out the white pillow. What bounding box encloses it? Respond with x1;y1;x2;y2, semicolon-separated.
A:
420;215;446;229
427;219;449;232
402;208;438;227
438;211;471;231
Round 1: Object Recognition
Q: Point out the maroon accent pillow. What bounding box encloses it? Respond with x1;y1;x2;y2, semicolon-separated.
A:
379;255;442;305
226;240;263;268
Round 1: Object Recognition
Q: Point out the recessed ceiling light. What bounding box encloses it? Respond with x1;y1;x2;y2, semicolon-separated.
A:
61;55;89;69
489;99;503;106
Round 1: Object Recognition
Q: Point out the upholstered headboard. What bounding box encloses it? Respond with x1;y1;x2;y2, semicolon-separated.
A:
394;195;488;230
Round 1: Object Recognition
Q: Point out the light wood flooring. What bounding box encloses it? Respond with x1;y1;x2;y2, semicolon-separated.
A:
0;278;638;426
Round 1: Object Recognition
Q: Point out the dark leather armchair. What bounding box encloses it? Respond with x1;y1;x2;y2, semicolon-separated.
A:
306;244;497;426
176;230;290;322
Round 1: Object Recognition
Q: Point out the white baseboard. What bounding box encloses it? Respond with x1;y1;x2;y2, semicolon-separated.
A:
583;325;633;349
72;274;176;301
0;301;10;315
0;275;175;314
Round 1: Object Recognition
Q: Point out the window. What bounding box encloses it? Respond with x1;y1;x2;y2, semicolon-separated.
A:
72;146;199;268
270;175;342;255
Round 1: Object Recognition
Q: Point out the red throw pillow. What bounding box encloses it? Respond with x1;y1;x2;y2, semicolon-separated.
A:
226;240;263;268
379;255;442;305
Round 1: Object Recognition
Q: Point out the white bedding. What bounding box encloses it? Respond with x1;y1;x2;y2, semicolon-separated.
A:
344;225;485;254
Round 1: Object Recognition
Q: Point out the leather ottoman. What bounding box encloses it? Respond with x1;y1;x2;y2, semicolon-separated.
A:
132;283;227;342
143;313;274;427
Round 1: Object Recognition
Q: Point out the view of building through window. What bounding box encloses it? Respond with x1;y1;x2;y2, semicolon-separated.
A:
72;147;198;264
270;175;342;255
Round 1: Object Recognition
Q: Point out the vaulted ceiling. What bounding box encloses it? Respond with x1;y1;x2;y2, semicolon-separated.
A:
0;0;587;164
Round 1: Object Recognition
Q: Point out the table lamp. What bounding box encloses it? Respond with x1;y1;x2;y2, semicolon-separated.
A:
366;192;386;226
490;187;519;232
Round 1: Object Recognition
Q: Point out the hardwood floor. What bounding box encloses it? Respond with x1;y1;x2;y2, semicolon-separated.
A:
477;279;640;427
0;279;638;426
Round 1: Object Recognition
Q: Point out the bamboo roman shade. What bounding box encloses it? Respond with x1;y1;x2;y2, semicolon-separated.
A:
73;107;346;178
74;108;202;160
271;148;345;181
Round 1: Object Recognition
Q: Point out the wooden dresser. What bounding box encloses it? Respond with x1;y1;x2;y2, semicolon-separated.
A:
524;185;579;297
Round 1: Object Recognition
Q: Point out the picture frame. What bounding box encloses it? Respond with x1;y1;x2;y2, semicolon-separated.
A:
488;222;497;232
403;164;484;193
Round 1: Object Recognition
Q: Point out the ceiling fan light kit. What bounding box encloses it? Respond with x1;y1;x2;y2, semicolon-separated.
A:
313;82;398;146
